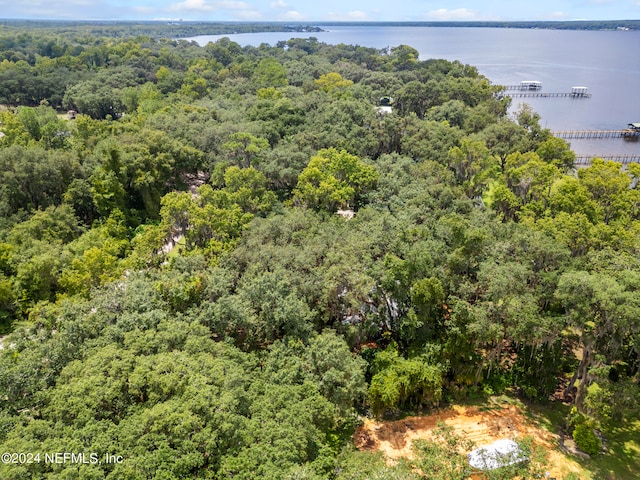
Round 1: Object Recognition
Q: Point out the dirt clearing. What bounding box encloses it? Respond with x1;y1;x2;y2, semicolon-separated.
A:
354;402;586;479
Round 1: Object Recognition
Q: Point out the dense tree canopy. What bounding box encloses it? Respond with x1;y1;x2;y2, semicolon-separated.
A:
0;23;638;479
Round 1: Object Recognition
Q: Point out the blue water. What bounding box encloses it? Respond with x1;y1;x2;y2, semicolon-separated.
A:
185;26;640;157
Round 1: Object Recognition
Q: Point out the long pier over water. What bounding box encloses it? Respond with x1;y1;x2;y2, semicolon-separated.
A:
575;155;640;165
501;82;591;98
508;92;591;98
552;129;640;139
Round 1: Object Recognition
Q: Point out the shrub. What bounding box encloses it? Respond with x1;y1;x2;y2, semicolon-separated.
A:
572;422;600;456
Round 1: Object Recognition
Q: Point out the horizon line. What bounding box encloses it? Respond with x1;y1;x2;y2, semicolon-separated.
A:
1;18;639;24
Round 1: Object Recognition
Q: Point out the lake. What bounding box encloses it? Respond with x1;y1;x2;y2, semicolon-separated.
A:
185;26;640;158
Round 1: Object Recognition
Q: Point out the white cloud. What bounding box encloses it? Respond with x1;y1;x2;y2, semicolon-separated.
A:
19;0;94;6
167;0;258;15
234;9;263;19
270;0;289;8
169;0;215;12
425;8;477;20
544;11;569;19
325;10;371;20
7;0;97;12
132;6;156;13
280;10;307;20
346;10;370;20
14;0;138;19
215;0;251;9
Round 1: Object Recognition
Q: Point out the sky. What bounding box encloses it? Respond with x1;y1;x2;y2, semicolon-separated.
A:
0;0;638;22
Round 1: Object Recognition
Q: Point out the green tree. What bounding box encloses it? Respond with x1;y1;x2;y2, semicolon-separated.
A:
0;273;15;332
222;132;270;168
63;66;145;119
505;153;559;205
556;271;640;407
400;118;463;165
304;330;367;413
8;204;83;248
486;181;521;221
58;246;121;297
547;176;601;224
577;158;631;224
536;136;575;170
219;166;277;215
0;145;81;216
368;346;443;415
396;80;443;118
314;72;353;96
447;138;498;196
389;44;419;70
293;148;378;211
13;249;64;307
478;119;531;171
253;57;288;88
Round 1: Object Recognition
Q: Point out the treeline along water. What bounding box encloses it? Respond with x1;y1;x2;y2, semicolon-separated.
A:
186;26;640;157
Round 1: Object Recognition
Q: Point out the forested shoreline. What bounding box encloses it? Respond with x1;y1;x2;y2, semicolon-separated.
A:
0;21;324;40
307;20;640;30
1;19;639;36
0;24;639;479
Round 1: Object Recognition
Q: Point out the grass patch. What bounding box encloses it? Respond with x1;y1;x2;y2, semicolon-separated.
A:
521;401;640;480
584;419;640;480
524;400;570;434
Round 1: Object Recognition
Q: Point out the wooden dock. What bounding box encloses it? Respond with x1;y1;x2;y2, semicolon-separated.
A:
503;85;541;91
575;155;640;165
508;92;591;98
503;81;542;91
552;129;640;139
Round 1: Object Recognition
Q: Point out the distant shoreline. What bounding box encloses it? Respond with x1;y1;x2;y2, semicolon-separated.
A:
312;20;640;31
0;19;637;39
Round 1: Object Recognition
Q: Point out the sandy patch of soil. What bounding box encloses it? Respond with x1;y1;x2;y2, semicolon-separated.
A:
354;403;585;479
